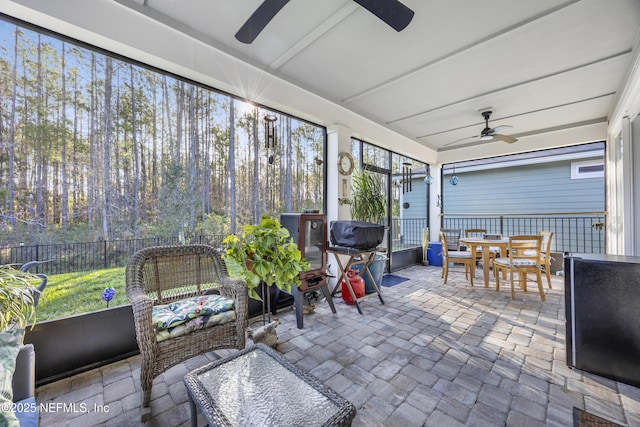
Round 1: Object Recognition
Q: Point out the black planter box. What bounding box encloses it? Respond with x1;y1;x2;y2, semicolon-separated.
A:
24;305;138;386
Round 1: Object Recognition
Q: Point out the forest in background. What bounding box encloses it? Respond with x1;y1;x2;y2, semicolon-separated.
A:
0;20;325;247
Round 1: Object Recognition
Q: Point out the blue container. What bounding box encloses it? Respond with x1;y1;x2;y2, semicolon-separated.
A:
352;253;387;294
427;242;443;266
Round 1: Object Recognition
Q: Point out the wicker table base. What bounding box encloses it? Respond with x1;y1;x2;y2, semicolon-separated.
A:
183;344;356;427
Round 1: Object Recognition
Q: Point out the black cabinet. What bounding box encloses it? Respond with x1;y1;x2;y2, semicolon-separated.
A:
565;253;640;388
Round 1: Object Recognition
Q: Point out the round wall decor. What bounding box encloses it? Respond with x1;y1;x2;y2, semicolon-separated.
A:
337;152;355;176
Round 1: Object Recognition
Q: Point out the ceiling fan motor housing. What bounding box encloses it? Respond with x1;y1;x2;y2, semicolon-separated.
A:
480;110;493;137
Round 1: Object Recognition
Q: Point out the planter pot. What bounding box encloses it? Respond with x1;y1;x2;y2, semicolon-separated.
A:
352;254;387;294
24;305;138;386
247;285;294;319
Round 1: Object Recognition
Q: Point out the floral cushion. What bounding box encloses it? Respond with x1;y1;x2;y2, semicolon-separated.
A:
152;294;237;343
155;310;237;342
152;294;235;331
0;329;23;427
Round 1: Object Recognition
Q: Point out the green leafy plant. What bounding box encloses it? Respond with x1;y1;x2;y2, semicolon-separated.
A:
0;265;39;330
350;168;386;223
222;214;309;301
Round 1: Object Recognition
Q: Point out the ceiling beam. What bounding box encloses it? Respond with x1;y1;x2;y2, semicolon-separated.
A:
342;0;581;104
387;51;629;126
270;2;359;69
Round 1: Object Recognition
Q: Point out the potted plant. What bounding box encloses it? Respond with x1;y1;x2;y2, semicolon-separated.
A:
349;168;388;293
0;265;39;331
350;168;386;224
222;214;309;322
0;265;39;426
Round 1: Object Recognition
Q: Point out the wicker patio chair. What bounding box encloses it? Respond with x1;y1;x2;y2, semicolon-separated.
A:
126;244;248;421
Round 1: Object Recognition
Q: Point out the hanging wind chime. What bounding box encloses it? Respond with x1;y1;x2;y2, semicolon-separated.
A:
264;114;278;164
402;162;412;193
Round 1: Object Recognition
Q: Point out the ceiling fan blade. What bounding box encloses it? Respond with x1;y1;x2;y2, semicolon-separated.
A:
235;0;290;44
353;0;415;32
444;135;478;147
490;125;513;134
493;134;518;143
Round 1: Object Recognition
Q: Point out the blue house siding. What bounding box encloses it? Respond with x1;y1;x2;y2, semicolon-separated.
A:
442;157;605;253
443;158;604;214
400;179;428;219
396;179;428;246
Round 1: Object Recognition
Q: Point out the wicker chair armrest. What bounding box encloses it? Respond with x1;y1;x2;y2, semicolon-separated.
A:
217;277;246;297
126;285;149;303
217;277;248;332
129;294;156;351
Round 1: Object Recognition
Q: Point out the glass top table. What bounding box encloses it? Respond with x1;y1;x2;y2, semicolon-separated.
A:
183;344;356;427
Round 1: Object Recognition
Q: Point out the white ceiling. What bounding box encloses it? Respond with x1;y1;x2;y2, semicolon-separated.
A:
55;0;640;154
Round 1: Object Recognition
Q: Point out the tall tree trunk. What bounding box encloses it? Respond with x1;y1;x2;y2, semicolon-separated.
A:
6;26;19;226
35;34;45;229
130;64;140;235
61;42;69;230
88;52;97;228
188;85;196;231
102;57;113;239
72;52;80;223
252;108;260;223
285;117;293;212
229;98;237;234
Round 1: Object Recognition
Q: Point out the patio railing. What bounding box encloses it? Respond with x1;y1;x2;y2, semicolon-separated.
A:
441;212;606;254
390;217;428;251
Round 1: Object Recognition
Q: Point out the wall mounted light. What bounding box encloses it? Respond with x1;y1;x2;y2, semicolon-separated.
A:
424;174;434;185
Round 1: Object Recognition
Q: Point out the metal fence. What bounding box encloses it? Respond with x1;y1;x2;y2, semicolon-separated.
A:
442;212;606;254
391;217;428;250
0;235;226;275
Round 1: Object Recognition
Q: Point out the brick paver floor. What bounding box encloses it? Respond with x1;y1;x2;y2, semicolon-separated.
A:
36;265;640;426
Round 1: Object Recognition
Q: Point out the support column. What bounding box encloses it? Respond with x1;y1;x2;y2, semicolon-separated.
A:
429;164;443;242
326;125;353;289
327;125;353;223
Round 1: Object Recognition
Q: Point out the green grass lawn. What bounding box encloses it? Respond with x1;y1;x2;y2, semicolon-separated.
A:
35;263;246;322
35;268;127;322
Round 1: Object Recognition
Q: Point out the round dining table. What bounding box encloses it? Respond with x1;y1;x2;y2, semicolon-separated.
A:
459;237;510;287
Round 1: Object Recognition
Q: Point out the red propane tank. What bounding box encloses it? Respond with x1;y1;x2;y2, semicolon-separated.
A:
341;269;365;305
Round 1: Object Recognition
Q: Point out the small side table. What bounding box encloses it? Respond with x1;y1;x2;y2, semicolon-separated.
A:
183;344;356;427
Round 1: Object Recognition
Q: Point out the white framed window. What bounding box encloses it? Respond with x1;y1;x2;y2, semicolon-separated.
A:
571;159;604;179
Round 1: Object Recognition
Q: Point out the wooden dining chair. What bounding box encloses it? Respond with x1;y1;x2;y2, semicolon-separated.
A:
464;228;501;263
492;235;545;301
440;231;475;286
441;229;462;251
539;231;554;289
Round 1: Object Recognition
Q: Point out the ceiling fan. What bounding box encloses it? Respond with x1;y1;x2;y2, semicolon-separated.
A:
445;110;518;146
235;0;414;44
